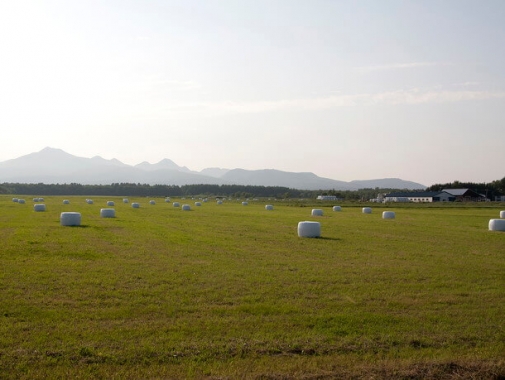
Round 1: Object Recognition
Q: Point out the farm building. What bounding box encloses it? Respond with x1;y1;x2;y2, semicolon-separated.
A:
442;188;487;201
317;195;339;201
384;191;455;203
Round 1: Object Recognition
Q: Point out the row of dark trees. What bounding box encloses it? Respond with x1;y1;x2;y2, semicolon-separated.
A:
0;182;412;201
426;178;505;200
1;177;503;200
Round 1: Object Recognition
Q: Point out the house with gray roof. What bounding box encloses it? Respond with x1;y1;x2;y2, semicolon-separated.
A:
442;188;486;201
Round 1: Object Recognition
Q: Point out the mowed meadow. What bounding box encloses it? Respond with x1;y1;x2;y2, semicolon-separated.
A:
1;196;504;379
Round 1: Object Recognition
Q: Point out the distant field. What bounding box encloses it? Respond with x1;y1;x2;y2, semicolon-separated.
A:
1;196;504;379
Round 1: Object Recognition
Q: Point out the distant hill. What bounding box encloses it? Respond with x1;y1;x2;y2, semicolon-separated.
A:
0;147;426;190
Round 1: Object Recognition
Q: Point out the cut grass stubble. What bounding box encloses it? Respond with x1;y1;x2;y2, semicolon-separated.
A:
1;196;504;378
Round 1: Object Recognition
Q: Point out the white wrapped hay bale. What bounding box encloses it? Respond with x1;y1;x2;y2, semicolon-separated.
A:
242;202;248;206
362;207;372;214
311;209;323;216
60;212;81;226
107;201;115;206
34;204;46;212
333;206;341;212
12;198;18;202
132;202;140;208
173;202;180;207
195;202;202;206
149;200;156;205
123;198;129;203
18;199;26;204
217;200;223;205
182;204;191;211
32;198;39;202
86;199;94;204
265;205;274;210
297;221;321;238
100;208;116;218
165;197;171;202
382;211;395;219
500;211;505;218
63;200;70;204
489;219;505;231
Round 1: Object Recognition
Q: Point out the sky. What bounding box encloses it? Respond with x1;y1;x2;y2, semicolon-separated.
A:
1;0;505;186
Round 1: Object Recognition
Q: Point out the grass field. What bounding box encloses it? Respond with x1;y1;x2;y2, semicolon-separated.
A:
1;196;504;379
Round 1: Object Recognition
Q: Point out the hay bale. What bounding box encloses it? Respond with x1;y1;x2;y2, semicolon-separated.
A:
362;207;372;214
242;202;248;206
123;198;129;203
12;198;18;202
217;200;223;205
333;206;341;212
182;204;191;211
86;199;94;204
311;209;323;216
265;205;274;210
100;208;116;218
382;211;395;219
489;219;505;231
107;201;115;206
173;202;180;207
18;199;26;204
165;198;171;202
149;200;156;205
34;204;46;212
132;202;140;208
500;211;505;219
32;198;39;202
63;200;70;204
195;202;202;206
297;221;321;238
60;212;81;226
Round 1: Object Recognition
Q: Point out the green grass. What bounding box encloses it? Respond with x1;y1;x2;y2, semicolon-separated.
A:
1;196;504;378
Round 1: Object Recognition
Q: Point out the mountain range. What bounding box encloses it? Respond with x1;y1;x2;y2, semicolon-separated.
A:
0;147;426;190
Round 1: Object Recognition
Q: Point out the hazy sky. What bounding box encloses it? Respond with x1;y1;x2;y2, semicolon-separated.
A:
1;0;504;186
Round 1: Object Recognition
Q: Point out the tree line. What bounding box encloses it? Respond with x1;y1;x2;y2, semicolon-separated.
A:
1;177;503;200
426;178;505;200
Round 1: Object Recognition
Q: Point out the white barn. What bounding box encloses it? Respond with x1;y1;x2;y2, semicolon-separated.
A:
384;191;455;203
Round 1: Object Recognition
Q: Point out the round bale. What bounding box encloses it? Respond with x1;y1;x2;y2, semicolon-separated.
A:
132;203;140;208
12;198;18;202
265;205;274;210
107;201;115;206
333;206;342;212
18;199;26;204
297;221;321;238
60;212;81;226
195;202;201;206
63;200;70;204
489;219;505;231
123;198;129;203
382;211;396;219
100;208;116;218
311;209;323;216
500;211;505;219
242;202;248;206
217;200;223;205
362;207;372;214
149;200;156;205
34;204;46;212
86;199;94;204
173;202;180;207
182;204;191;211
